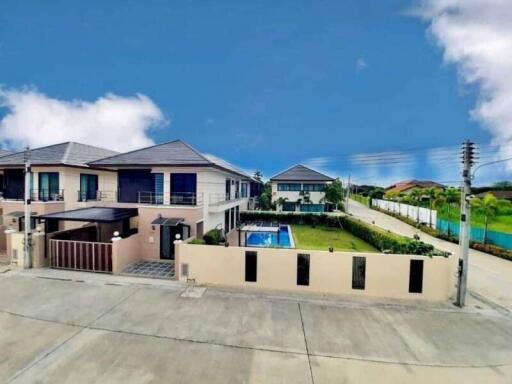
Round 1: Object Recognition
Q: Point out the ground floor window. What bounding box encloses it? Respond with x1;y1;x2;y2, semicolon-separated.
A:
282;202;296;212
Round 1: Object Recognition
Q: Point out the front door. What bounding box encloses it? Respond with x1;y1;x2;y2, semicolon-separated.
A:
160;225;181;260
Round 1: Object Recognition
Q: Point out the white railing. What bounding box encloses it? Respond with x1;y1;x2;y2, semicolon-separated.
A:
138;191;203;206
209;192;246;205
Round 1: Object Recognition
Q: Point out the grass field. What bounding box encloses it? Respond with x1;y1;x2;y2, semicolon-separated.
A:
291;224;378;252
438;207;512;234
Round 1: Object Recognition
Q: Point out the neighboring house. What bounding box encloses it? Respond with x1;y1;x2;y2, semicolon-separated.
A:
0;142;118;231
270;164;334;212
87;139;253;261
475;190;512;201
385;180;445;195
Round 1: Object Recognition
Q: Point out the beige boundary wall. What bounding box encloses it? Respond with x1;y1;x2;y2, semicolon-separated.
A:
176;243;457;302
112;233;142;274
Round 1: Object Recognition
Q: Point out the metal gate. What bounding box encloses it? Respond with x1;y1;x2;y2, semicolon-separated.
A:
49;239;112;273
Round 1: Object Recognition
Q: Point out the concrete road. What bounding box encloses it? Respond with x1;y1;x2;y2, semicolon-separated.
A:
346;199;512;312
1;273;511;383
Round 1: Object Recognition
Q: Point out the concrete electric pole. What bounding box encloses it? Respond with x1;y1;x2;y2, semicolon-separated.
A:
456;140;476;307
23;147;32;268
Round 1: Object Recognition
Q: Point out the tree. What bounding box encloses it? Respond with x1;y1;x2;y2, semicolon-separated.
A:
471;193;499;244
276;197;289;212
257;181;272;210
323;178;343;210
424;187;442;228
441;187;461;236
253;170;263;183
492;181;512;190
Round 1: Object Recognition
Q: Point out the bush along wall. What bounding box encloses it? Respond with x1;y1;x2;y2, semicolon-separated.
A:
240;212;447;256
371;206;512;261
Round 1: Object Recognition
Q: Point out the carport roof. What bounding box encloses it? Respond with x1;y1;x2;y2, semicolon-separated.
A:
38;207;138;223
151;217;184;226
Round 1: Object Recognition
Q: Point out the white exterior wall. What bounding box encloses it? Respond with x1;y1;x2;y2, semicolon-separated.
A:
271;181;330;209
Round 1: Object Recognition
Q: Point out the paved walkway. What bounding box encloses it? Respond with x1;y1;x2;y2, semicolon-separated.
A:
346;199;512;312
122;260;175;279
0;272;511;383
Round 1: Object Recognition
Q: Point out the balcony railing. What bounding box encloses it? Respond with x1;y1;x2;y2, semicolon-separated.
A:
138;191;203;206
77;190;118;202
32;189;64;202
209;192;246;205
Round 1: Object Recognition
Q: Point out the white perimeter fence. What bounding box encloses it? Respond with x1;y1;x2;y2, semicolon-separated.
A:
371;199;437;228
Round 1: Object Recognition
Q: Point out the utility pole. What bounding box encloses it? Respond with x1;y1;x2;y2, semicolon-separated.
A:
345;174;351;213
456;140;476;307
23;147;32;269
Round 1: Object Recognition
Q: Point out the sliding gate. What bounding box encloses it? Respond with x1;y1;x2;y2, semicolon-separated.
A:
49;239;113;273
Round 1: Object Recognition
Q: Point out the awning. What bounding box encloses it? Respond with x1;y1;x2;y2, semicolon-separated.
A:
38;207;138;223
151;217;184;226
7;211;37;218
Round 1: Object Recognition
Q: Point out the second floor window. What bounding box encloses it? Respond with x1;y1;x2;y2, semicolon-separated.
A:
241;183;248;198
278;183;301;191
302;184;326;192
171;173;197;205
79;174;98;201
39;172;59;201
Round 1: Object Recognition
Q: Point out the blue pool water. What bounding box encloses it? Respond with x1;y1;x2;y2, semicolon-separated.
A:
246;226;292;248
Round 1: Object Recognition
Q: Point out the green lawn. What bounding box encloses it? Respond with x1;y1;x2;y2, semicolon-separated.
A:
291;224;378;252
438;207;512;234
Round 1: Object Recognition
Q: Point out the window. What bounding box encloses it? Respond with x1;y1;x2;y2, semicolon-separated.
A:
302;184;326;192
38;172;59;201
409;260;424;293
171;173;197;205
230;208;235;230
224;209;230;234
241;183;248;198
235;180;240;198
79;174;98;201
153;173;163;204
225;179;231;200
352;256;366;290
236;206;240;223
245;251;257;282
278;183;301;191
297;254;310;286
300;204;325;213
118;169;154;203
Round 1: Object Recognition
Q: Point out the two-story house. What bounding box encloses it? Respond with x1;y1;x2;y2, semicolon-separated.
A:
88;140;253;260
270;164;334;212
0;142;118;232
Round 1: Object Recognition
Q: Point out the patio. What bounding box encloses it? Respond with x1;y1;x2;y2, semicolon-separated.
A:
122;261;175;279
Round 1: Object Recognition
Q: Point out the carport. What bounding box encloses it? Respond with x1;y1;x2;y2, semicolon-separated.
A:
38;207;139;273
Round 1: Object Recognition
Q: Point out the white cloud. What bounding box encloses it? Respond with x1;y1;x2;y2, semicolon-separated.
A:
415;0;512;171
0;86;167;152
356;57;368;70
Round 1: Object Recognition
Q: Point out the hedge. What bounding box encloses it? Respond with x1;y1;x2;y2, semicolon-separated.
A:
240;211;445;256
203;228;223;245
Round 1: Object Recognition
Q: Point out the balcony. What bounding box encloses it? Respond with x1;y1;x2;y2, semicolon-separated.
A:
137;191;204;206
77;190;118;203
208;192;247;212
1;189;65;202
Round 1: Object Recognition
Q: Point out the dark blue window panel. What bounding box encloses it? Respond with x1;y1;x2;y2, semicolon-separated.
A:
171;173;197;205
79;174;98;201
3;169;24;199
118;169;154;203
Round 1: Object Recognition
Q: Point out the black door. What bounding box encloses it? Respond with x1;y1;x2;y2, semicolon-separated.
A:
160;225;181;260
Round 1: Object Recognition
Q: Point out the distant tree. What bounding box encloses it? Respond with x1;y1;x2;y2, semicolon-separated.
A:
323;178;343;210
368;187;385;200
441;187;461;236
493;181;512;190
257;181;273;210
424;187;442;228
471;193;499;244
253;170;263;183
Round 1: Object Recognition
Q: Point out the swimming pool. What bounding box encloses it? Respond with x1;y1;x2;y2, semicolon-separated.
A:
246;225;294;248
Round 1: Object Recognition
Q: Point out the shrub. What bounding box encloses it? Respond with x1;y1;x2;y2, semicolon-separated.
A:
188;238;206;245
203;228;223;245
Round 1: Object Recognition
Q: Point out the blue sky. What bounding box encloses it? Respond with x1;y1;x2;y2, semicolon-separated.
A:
0;0;509;185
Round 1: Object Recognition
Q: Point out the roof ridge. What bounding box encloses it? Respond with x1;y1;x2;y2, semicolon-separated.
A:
89;139;184;163
269;164;302;180
177;140;213;163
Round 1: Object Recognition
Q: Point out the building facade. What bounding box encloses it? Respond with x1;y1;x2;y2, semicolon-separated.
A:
270;164;334;213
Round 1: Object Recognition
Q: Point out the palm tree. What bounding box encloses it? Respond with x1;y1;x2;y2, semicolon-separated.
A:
441;187;461;236
276;197;288;212
424;187;441;228
409;188;424;223
471;193;499;244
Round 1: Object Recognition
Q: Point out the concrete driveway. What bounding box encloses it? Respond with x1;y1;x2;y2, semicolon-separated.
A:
1;272;511;383
346;199;512;312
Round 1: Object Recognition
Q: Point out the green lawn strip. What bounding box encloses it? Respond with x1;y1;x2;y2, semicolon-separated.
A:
291;224;379;252
438;208;512;234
